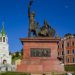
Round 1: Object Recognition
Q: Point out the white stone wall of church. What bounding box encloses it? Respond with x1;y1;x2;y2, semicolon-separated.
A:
0;54;11;64
0;34;11;65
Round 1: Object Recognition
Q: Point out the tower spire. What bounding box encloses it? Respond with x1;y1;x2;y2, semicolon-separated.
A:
1;22;6;36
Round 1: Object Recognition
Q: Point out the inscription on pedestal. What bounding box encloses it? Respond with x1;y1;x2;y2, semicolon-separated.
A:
30;48;51;57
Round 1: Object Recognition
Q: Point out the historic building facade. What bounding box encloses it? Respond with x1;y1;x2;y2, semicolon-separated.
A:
58;35;75;65
0;25;11;64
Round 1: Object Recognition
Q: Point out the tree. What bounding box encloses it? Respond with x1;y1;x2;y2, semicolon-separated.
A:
64;33;73;37
15;52;19;57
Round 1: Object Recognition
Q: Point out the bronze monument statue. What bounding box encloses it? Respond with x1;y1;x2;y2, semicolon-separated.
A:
28;0;38;37
28;0;56;37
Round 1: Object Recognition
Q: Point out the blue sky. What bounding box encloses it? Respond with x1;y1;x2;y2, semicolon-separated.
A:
0;0;75;52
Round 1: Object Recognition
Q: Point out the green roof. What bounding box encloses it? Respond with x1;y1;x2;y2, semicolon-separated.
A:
1;23;6;36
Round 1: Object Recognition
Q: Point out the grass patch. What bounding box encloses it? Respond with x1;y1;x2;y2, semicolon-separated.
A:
0;72;69;75
65;65;75;71
0;72;30;75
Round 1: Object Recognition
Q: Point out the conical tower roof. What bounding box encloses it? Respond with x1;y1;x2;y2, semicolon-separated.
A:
1;22;6;36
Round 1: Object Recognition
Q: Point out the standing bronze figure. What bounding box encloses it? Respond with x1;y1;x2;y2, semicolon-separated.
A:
28;0;33;37
28;0;56;37
28;0;37;37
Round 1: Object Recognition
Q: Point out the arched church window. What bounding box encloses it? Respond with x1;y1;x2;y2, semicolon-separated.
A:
3;37;5;42
3;60;7;64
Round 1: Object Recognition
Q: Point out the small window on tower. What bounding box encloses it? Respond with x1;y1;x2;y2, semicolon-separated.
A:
58;52;59;56
72;42;74;46
66;50;69;54
0;37;2;42
62;51;64;55
62;44;64;48
58;45;59;49
72;57;74;63
3;37;5;42
66;58;69;63
67;42;69;47
72;49;74;54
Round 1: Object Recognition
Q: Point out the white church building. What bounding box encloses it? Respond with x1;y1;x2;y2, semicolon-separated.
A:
0;24;11;65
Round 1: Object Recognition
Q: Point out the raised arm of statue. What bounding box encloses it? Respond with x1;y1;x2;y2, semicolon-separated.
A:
28;0;33;18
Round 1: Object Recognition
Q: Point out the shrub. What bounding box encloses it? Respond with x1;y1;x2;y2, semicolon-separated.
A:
65;65;75;71
0;72;30;75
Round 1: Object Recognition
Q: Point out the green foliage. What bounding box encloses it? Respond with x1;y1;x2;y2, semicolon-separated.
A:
51;72;55;75
0;72;30;75
50;72;67;75
12;51;22;63
65;65;75;71
12;56;21;63
16;52;19;57
64;33;73;37
0;72;71;75
61;74;67;75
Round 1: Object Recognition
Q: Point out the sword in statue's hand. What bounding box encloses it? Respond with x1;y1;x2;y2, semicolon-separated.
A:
28;0;34;18
29;0;34;6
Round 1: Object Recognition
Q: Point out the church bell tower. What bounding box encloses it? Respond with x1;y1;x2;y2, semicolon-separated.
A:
0;23;11;64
